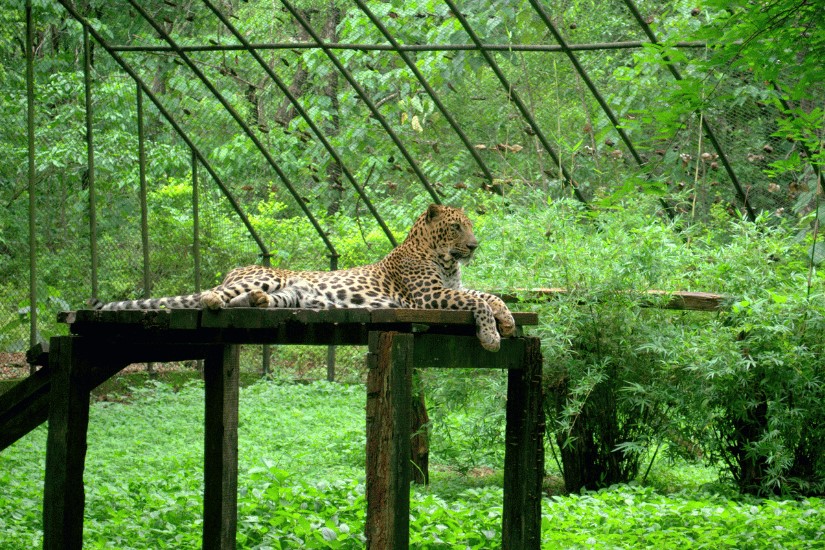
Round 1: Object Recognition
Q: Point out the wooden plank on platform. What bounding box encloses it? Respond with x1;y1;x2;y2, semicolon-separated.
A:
291;307;372;324
370;308;538;326
370;308;474;325
169;309;200;329
202;345;240;550
365;331;412;550
497;288;727;311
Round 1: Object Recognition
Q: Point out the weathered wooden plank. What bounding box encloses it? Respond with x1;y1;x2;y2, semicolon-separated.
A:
370;308;538;326
413;334;526;369
513;311;539;325
169;309;201;329
43;336;92;550
366;332;412;550
502;337;544;550
370;308;473;325
202;308;272;328
643;290;728;311
498;288;727;311
61;308;539;339
202;345;240;550
291;307;373;324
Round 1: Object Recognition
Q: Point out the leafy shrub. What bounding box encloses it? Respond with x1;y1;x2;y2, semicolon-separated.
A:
664;288;825;496
463;192;824;496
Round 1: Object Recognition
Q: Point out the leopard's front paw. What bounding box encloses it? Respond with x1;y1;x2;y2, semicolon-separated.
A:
478;327;501;352
200;291;225;310
496;311;517;338
248;289;272;308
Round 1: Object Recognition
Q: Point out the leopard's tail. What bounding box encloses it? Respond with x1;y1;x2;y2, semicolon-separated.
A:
87;294;204;311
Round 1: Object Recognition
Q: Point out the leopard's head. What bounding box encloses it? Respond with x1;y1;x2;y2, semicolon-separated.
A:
407;204;479;264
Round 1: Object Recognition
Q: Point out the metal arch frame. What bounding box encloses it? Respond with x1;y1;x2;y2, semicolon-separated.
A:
52;0;745;230
443;0;586;202
109;41;711;54
353;0;497;188
126;0;339;260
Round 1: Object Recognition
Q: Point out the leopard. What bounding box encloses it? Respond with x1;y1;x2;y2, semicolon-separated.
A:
92;204;516;351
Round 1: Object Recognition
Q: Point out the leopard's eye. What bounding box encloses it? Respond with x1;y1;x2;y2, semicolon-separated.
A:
451;223;461;231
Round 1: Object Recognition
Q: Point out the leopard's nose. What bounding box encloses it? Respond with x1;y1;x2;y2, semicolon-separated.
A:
467;241;478;251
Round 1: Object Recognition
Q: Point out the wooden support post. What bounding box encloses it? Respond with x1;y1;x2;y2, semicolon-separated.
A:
502;336;544;549
43;336;92;550
202;345;240;550
365;332;413;550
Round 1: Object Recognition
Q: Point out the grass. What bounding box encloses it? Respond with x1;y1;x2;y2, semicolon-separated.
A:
1;378;823;548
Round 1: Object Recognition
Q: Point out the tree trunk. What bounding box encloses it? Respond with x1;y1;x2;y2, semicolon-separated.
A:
274;19;310;127
410;382;430;485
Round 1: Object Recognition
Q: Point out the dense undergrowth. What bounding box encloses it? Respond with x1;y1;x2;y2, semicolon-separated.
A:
1;379;822;548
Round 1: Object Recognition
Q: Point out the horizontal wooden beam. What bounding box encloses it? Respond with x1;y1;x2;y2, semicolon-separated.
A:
413;334;526;369
0;365;51;451
60;308;539;336
496;288;728;312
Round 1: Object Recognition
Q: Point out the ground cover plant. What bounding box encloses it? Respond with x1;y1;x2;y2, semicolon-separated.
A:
1;378;823;548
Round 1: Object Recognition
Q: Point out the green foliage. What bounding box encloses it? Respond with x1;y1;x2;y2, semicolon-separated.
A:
1;380;823;547
667;289;825;496
621;0;824;220
424;368;508;473
541;484;824;548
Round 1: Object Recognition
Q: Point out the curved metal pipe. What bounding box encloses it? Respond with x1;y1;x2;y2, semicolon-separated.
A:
354;0;496;188
623;0;755;221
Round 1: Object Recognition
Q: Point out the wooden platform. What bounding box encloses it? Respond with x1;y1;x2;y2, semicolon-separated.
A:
28;308;543;549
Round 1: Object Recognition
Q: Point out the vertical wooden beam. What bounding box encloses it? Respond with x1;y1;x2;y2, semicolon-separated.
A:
202;345;240;550
365;332;413;550
43;336;92;550
502;337;544;550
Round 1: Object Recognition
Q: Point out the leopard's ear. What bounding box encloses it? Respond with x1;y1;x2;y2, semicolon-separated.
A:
426;203;443;222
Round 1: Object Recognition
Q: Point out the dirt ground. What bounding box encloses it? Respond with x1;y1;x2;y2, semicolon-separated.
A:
0;352;194;382
0;352;29;381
